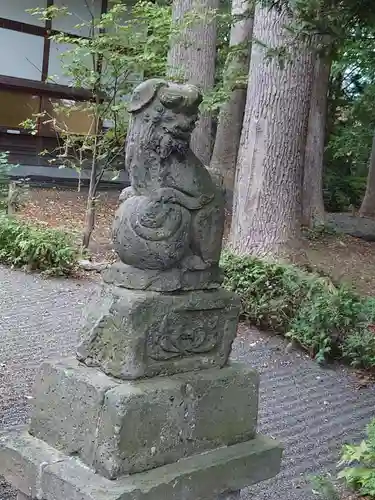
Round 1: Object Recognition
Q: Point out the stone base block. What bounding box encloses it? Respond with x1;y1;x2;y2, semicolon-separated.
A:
28;358;119;467
0;431;64;498
29;358;259;479
77;285;240;380
217;493;240;500
0;430;282;500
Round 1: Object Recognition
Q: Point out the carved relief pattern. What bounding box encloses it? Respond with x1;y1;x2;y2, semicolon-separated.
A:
147;310;222;361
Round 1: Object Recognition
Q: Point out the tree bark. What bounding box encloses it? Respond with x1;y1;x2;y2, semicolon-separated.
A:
82;179;96;249
210;0;254;208
167;0;218;165
359;130;375;217
7;182;19;215
82;117;100;250
230;2;315;260
302;51;332;228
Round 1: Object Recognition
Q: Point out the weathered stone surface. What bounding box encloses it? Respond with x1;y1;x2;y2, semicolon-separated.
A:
0;429;64;499
29;358;119;461
0;430;282;500
112;79;225;291
24;358;258;479
103;261;223;292
17;492;32;500
216;492;240;500
93;363;259;478
77;286;240;380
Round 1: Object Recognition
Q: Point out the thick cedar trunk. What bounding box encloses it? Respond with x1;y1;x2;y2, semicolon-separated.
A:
230;3;315;260
302;52;332;228
167;0;218;165
359;131;375;217
210;0;254;208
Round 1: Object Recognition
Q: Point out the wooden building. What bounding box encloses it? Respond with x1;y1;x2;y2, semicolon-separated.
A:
0;0;108;166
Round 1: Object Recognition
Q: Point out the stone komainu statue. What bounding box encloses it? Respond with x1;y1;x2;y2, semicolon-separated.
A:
112;79;225;290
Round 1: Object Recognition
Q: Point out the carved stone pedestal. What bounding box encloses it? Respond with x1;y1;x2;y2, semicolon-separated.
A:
0;79;282;500
76;285;240;380
0;284;282;499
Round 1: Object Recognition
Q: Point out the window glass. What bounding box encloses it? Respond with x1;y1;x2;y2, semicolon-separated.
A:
0;29;44;80
52;0;102;36
0;0;45;27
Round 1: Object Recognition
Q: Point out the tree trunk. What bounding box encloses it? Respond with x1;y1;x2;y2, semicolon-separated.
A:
359;130;375;218
7;182;19;215
210;0;254;208
302;51;332;228
82;190;96;250
230;2;315;260
167;0;218;165
82;131;99;249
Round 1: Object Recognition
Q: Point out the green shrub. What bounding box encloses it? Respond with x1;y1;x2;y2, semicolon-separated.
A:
338;418;375;497
323;173;366;212
302;223;337;240
0;151;14;210
221;252;375;368
221;252;306;332
309;474;340;500
288;286;363;363
342;330;375;369
0;214;79;275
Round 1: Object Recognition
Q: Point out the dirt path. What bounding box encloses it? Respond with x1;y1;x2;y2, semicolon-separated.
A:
1;267;375;499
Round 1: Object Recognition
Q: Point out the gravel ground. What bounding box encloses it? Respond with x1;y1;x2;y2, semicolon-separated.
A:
1;266;375;499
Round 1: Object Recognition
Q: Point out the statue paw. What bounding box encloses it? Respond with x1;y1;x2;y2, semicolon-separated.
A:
119;186;135;202
182;255;210;271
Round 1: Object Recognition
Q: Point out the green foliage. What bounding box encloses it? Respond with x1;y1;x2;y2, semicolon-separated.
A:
302;223;337;240
221;252;375;367
0;215;79;276
325;27;375;190
309;474;340;500
338;418;375;497
342;328;375;369
221;252;305;332
288;285;362;362
323;174;366;212
0;152;17;210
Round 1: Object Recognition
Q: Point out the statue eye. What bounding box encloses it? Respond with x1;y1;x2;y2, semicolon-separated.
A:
159;91;183;109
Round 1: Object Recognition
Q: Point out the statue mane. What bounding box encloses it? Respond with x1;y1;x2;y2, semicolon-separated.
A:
125;79;202;190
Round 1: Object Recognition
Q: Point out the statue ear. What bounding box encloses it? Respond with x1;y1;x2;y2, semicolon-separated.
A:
158;87;184;109
128;79;167;113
